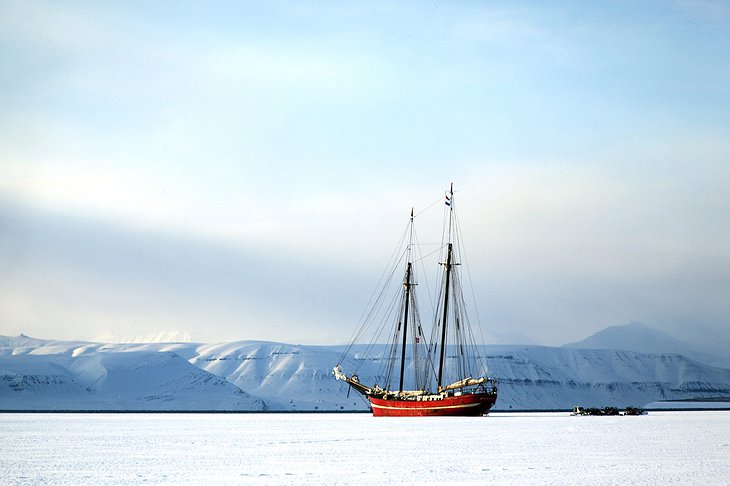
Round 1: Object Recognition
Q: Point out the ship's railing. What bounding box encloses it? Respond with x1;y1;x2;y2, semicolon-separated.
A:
438;376;498;394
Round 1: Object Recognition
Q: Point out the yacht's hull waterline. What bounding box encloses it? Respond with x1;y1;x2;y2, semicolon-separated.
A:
368;391;497;417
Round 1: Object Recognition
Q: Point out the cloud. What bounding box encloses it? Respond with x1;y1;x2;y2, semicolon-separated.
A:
455;154;730;348
0;196;373;344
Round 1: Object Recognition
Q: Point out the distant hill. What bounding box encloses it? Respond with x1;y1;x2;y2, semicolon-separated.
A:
564;322;730;368
2;334;729;411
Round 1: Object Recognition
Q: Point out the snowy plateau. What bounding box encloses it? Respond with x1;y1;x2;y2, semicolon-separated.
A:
1;328;729;411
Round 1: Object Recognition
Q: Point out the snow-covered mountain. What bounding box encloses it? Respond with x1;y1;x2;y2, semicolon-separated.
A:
1;334;728;411
564;322;730;369
0;336;264;411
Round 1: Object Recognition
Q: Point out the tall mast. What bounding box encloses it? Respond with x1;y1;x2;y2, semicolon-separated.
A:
437;184;454;390
398;262;412;393
398;208;415;393
437;244;452;390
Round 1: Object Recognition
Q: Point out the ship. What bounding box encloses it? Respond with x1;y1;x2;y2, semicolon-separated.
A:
333;184;498;416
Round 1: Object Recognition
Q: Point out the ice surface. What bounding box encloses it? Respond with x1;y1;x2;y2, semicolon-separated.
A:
2;411;729;485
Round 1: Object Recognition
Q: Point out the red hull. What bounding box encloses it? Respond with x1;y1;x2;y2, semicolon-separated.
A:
368;392;497;417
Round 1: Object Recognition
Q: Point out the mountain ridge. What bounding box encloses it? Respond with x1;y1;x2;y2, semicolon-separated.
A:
2;333;729;411
564;321;730;368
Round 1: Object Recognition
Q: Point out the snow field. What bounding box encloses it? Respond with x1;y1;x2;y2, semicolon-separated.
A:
1;411;729;485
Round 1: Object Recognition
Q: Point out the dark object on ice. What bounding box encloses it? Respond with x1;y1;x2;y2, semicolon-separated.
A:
623;406;646;415
572;405;645;416
585;407;620;416
571;406;584;415
571;406;620;416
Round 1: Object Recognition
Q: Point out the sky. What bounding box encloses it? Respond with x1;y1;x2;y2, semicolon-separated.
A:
1;1;729;352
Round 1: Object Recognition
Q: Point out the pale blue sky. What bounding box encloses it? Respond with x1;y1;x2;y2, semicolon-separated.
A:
1;1;729;351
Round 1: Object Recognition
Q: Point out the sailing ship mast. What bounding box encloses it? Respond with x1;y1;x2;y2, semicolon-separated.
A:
437;185;454;390
398;209;415;393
